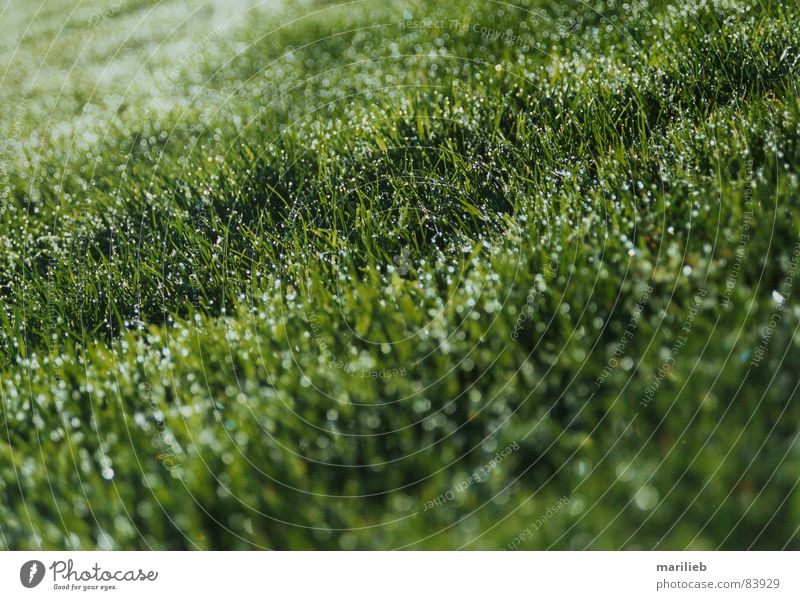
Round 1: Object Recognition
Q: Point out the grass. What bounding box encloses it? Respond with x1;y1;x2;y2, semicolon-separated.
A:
1;0;800;549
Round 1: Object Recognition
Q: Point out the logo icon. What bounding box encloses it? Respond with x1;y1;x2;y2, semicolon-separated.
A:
20;560;45;588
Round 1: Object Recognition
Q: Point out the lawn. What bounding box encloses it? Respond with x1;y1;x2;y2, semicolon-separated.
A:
1;0;799;549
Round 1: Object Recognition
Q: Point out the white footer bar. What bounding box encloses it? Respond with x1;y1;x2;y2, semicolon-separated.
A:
1;552;796;598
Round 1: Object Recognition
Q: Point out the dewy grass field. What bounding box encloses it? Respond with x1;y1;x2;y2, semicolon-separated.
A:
0;0;799;550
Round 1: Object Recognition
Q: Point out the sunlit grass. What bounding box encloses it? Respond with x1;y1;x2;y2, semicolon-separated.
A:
1;0;799;549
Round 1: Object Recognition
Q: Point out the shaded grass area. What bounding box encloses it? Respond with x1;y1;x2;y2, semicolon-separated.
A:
1;0;800;549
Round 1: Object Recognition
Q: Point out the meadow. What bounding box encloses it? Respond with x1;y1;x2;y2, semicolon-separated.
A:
1;0;799;549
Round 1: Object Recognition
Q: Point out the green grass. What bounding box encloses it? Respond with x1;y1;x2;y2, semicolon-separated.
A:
1;0;800;549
